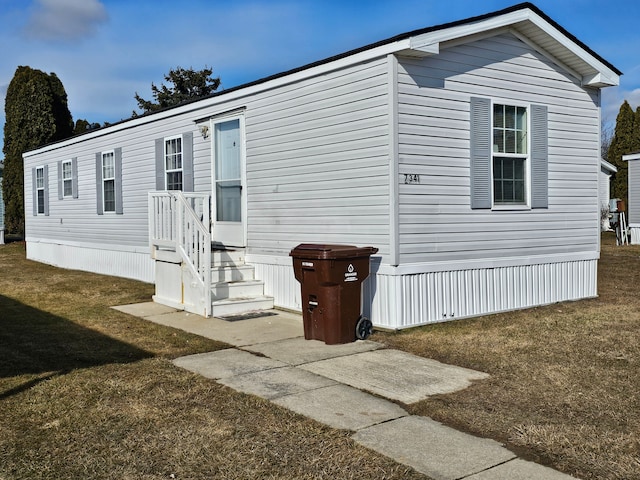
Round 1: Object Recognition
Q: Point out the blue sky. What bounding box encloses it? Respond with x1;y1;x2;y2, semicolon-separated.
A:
1;0;639;152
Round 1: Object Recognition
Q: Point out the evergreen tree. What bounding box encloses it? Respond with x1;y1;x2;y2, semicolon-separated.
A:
2;66;73;234
607;101;638;206
133;66;221;116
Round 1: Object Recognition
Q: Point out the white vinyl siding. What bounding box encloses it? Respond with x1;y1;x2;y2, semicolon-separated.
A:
23;57;389;256
397;33;599;264
244;57;391;257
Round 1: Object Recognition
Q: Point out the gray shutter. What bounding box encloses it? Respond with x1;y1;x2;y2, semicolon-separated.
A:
115;148;123;214
57;161;63;200
530;104;548;209
43;165;49;216
96;153;103;215
155;138;165;190
470;97;492;209
182;132;194;192
32;168;38;216
72;157;79;199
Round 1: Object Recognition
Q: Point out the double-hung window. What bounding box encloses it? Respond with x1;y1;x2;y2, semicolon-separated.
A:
96;148;122;215
492;104;528;205
470;97;547;210
36;167;45;214
165;136;183;190
62;160;73;197
102;151;116;213
155;133;193;192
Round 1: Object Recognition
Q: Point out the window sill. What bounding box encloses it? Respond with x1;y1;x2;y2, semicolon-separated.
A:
492;204;531;211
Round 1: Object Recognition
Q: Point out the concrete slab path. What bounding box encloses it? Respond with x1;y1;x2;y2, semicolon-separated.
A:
114;302;579;479
300;349;489;404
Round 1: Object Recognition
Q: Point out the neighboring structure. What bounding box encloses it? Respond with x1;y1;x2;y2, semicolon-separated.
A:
22;3;620;329
0;161;4;244
600;159;617;231
622;152;640;243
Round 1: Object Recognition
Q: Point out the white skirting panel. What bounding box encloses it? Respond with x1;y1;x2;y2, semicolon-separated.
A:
368;259;598;329
249;255;300;310
26;240;155;283
250;254;598;330
630;227;640;245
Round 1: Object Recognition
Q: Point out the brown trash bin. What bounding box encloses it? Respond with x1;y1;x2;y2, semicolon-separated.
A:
290;244;378;345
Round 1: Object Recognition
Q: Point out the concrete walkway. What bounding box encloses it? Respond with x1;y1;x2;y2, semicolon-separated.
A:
113;303;578;480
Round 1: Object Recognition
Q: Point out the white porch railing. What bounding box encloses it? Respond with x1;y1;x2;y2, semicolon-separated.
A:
149;191;211;317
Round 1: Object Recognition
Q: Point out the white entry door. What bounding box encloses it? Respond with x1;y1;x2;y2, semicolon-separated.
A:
212;118;245;247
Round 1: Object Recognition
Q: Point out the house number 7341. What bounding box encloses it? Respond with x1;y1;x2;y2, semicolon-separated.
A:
404;174;420;184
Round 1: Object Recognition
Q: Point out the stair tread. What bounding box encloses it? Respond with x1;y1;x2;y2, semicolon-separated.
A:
212;295;273;305
212;279;264;286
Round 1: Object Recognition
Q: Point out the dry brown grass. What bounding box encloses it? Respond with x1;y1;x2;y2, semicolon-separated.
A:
0;242;428;480
373;232;640;480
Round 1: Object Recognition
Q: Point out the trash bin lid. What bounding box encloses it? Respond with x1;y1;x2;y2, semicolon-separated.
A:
290;243;378;259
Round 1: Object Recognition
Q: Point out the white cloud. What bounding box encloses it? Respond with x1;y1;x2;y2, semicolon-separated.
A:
23;0;108;42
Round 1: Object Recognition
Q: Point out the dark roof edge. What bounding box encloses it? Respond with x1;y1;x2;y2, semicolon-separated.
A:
34;2;621;148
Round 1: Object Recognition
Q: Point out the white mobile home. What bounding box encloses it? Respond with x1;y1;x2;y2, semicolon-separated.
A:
622;152;640;244
600;159;617;231
23;3;620;329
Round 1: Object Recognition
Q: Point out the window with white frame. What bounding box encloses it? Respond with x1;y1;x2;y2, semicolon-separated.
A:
102;151;116;212
36;167;45;214
492;104;528;205
62;159;73;197
165;136;183;190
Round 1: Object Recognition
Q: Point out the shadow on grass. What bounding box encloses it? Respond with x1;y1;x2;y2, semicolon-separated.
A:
0;294;152;397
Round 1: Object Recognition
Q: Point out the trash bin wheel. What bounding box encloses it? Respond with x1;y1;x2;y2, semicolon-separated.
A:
355;316;373;340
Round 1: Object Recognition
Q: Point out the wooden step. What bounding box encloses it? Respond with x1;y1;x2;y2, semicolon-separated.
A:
211;264;255;283
211;296;275;317
212;249;245;267
211;279;266;301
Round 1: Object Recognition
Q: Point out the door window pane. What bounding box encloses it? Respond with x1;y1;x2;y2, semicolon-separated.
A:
215;120;241;181
216;180;241;222
215;119;242;223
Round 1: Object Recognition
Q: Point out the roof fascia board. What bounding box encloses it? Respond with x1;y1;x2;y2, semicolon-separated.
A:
524;9;619;86
622;153;640;162
407;9;532;46
508;28;583;82
408;7;618;87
